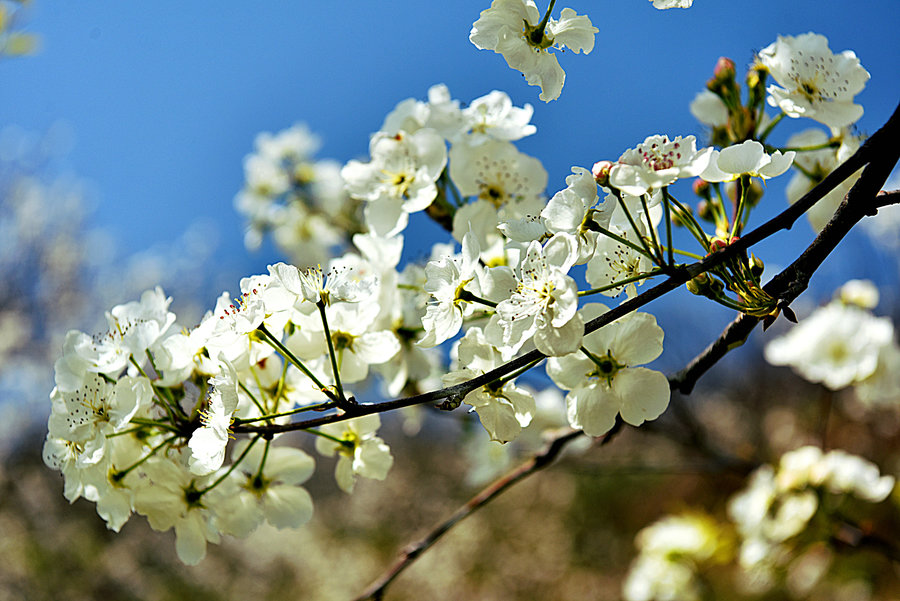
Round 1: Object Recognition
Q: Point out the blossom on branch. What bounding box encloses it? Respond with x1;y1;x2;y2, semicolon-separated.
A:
758;32;870;129
469;0;598;102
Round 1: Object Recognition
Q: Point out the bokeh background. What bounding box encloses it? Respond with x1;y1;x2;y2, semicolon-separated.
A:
1;0;899;599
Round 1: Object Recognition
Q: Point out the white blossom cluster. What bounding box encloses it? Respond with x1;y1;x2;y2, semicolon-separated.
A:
45;23;885;568
43;256;405;564
728;446;894;590
234;123;361;267
765;280;900;408
689;32;870;233
623;446;894;600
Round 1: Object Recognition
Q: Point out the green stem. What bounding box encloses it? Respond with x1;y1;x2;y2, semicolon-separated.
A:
257;323;330;395
112;435;178;481
730;174;749;240
531;0;557;44
492;355;545;388
592;224;653;258
666;192;711;250
578;268;663;297
639;193;664;265
306;427;353;448
662;187;674;267
317;299;347;403
238;379;269;419
612;189;657;263
253;438;270;482
195;435;261;496
772;140;840;153
757;111;785;143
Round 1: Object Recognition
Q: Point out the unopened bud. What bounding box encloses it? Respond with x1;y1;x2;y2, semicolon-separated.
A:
714;57;736;81
747;64;768;107
592;161;613;186
696;200;715;222
708;237;729;253
671;204;692;227
749;254;765;278
686;272;710;296
693;178;711;200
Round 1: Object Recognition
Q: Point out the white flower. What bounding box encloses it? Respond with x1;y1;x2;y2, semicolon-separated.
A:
188;361;240;475
764;301;893;390
610;135;712;196
759;32;870;128
689;90;728;127
419;231;483;348
470;0;598;102
784;128;863;232
547;304;669;436
341;128;448;237
540;166;604;264
651;0;693;8
495;233;583;356
462;90;537;141
315;414;394;493
442;327;536;443
213;440;315;537
700;140;795;182
449;138;547;248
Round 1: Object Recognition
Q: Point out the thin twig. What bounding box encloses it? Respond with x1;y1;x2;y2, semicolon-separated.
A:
353;429;587;601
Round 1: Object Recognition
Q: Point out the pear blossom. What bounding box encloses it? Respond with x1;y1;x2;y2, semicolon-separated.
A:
700;140;795;182
213;440;315;537
651;0;693;8
689;89;729;127
462;90;536;141
764;300;893;390
784;128;863;232
132;458;221;565
495;232;583;356
547;304;669;436
315;414;394;493
728;446;894;575
758;32;870;128
623;513;724;601
540;166;606;264
234;123;354;267
469;0;598;102
188;361;241;475
609;135;712;196
341;128;447;237
442;327;536;443
418;231;484;348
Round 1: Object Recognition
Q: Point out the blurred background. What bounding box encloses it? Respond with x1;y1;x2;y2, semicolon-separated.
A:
1;0;899;598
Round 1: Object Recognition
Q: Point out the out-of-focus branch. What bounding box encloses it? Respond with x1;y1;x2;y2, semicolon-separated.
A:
353;428;587;601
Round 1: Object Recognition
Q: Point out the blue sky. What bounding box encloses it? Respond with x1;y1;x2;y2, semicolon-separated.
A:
2;0;898;309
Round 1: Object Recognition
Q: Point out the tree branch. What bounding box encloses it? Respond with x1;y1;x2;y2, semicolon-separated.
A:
234;101;900;437
353;429;587;601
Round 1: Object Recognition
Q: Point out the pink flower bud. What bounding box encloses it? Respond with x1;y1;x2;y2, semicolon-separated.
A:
592;160;613;185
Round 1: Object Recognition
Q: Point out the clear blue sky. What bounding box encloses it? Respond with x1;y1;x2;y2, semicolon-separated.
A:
2;0;898;300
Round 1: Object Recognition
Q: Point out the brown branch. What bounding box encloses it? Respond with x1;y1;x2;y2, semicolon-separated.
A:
353;429;586;601
350;121;900;596
671;103;900;395
233;101;900;438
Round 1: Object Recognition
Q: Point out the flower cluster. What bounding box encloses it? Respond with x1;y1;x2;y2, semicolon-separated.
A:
43;252;410;564
234;123;361;267
623;446;895;600
765;280;900;407
729;446;894;588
